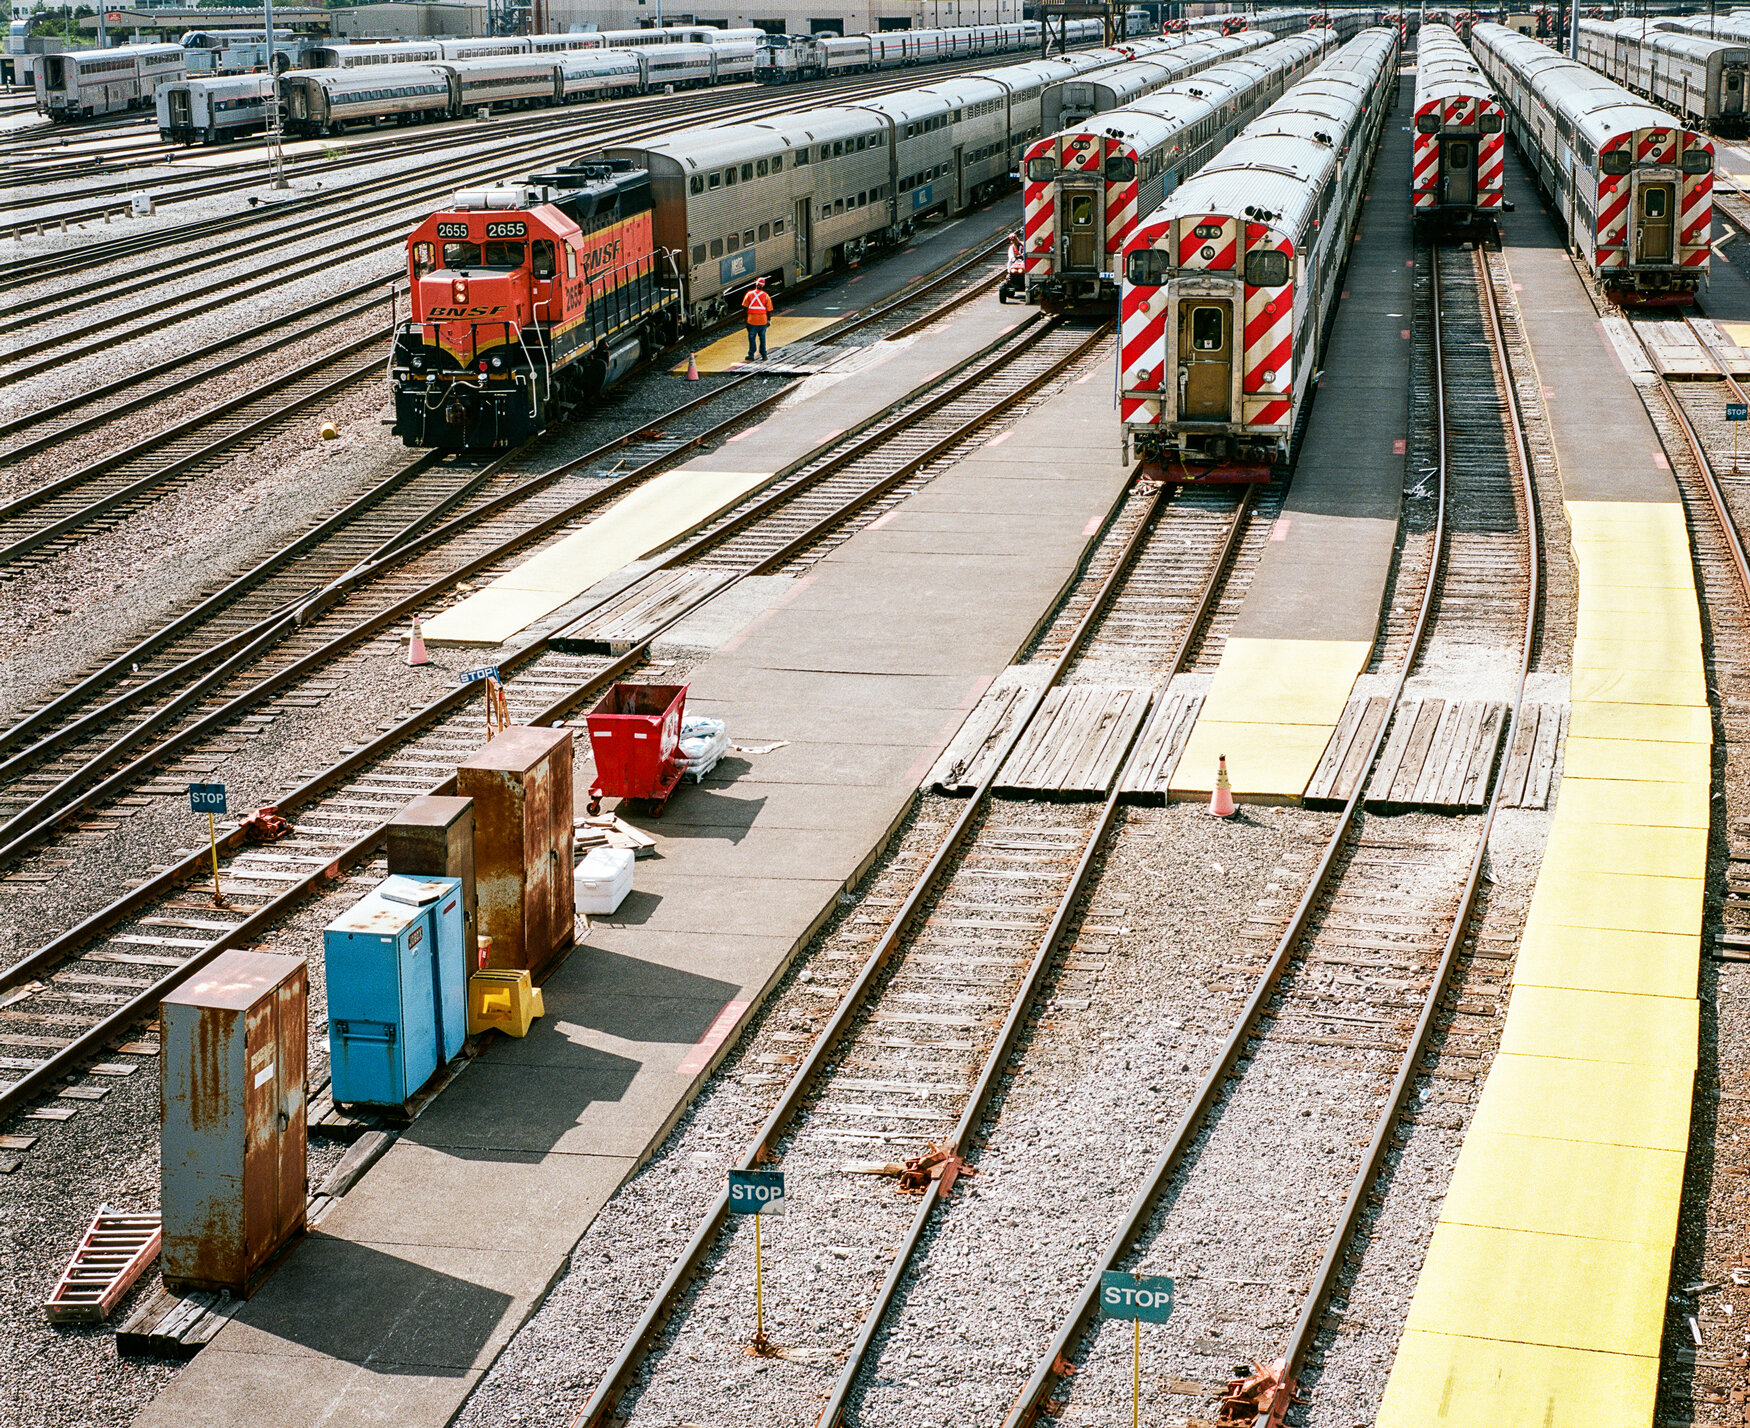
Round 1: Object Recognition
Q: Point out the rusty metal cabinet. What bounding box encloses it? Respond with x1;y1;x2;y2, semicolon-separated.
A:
387;794;477;944
456;726;575;978
160;949;307;1298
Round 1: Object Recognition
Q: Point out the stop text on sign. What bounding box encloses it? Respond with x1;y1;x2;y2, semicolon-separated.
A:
1098;1271;1175;1323
727;1169;786;1216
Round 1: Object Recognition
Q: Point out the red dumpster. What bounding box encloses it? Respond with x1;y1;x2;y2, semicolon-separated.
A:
583;682;688;817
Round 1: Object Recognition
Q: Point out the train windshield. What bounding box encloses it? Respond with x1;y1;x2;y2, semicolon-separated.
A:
442;240;526;268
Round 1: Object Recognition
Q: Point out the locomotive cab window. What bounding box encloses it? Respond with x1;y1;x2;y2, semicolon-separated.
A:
1601;150;1630;174
1479;113;1501;133
1245;249;1290;288
1104;155;1134;180
566;245;577;278
532;240;555;279
1416;113;1439;133
443;241;482;268
1125;248;1170;286
413;241;436;278
482;241;524;268
1683;150;1713;173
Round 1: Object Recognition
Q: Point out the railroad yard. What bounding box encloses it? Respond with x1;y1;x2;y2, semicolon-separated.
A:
2;11;1748;1428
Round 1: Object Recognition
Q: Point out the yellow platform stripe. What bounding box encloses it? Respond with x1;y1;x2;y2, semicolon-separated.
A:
1378;499;1707;1428
1168;637;1371;802
421;467;775;646
676;316;837;374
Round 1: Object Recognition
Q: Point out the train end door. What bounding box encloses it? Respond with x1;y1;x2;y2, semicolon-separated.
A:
794;197;813;277
1176;299;1233;422
1060;184;1101;273
1441;134;1476;206
1636;179;1676;263
953;144;965;210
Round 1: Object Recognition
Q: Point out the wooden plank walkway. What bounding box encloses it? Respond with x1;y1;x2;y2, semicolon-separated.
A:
1120;690;1204;803
922;666;1049;795
1307;697;1511;812
552;567;735;654
1690;318;1750;377
1640;320;1721;380
994;684;1150;796
1493;701;1566;810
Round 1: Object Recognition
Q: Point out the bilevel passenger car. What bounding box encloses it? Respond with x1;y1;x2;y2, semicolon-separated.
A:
1039;29;1262;132
1471;22;1711;304
1578;18;1749;136
1411;23;1505;231
1117;28;1400;482
35;43;186;118
156;72;273;143
753;20;1087;82
390;161;682;451
1025;29;1336;310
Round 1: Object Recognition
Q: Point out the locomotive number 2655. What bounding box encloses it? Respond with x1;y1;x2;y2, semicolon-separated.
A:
485;220;528;238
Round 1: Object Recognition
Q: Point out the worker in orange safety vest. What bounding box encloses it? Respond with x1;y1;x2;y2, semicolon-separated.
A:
743;277;773;361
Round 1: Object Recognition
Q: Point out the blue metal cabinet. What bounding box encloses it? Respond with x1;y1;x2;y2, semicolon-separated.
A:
323;875;465;1107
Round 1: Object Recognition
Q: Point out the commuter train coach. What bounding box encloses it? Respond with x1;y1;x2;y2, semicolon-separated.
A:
34;42;186;118
1471;22;1711;304
389;41;1163;449
1411;23;1504;230
1039;28;1262;132
1024;29;1337;310
306;29;764;67
1117;28;1400;481
1578;18;1749;136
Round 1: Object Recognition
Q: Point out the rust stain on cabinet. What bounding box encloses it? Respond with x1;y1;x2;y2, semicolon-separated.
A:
456;727;575;978
161;950;307;1298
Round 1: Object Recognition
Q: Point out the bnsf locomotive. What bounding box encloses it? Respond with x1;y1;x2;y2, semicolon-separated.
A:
390;161;681;450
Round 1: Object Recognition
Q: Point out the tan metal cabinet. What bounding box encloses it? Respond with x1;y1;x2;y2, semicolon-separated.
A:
160;949;307;1298
457;726;575;978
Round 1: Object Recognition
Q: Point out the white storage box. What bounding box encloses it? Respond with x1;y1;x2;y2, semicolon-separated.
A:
575;846;635;915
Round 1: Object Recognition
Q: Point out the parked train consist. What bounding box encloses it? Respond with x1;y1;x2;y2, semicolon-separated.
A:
279;45;741;136
34;42;186;118
1024;30;1336;310
1117;28;1400;481
308;28;763;68
753;21;1085;82
1412;22;1504;229
1578;18;1749;135
390;42;1164;449
1039;29;1260;132
156;72;274;143
1472;21;1711;304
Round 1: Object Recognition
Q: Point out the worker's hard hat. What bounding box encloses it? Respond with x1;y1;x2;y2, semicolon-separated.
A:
755;277;767;287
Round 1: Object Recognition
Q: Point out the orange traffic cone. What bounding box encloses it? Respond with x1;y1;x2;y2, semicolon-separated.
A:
408;614;430;667
1209;755;1236;817
686;352;700;381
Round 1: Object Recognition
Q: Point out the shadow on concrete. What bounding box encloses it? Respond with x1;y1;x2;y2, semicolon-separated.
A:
559;946;741;1045
235;1235;513;1373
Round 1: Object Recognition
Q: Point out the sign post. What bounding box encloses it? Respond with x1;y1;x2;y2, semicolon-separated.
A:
1098;1271;1174;1428
727;1169;785;1354
460;666;507;740
1727;401;1747;473
187;784;228;906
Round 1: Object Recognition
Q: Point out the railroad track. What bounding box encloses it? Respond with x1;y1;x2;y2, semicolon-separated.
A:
0;333;390;564
0;263;1079;1147
980;242;1539;1425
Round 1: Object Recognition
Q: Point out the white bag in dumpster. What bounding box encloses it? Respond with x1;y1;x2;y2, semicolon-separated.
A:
678;716;728;783
575;846;635;915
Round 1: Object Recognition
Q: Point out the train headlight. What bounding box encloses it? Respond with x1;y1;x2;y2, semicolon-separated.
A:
491;355;504;369
1200;245;1215;260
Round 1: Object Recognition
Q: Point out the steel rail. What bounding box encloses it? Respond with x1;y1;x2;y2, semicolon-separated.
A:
0;315;1100;1129
1664;317;1750;604
0;380;797;871
1000;242;1468;1428
1275;242;1542;1408
815;481;1256;1427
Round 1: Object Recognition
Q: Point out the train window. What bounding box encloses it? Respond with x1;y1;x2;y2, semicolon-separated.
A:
1600;150;1630;174
443;241;482;267
1416;113;1439;134
726;167;737;186
823;204;832;219
1104;155;1135;180
833;141;843;156
413;241;436;277
533;240;555;279
774;218;785;235
900;177;912;192
759;223;770;241
744;228;755;245
757;159;768;176
567;245;577;278
709;172;722;189
1683;150;1712;174
773;154;784;170
1027;157;1055;181
742;163;753;180
1643;188;1668;219
482;242;524;268
1479;114;1501;133
795;148;808;165
711;238;724;257
727;233;739;251
1245;249;1290;288
693;243;707;265
835;198;846;212
1191;307;1224;352
858;192;867;207
1125;248;1170;286
690;175;704;194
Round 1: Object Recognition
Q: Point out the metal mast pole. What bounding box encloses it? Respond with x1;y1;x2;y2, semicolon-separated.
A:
263;0;286;188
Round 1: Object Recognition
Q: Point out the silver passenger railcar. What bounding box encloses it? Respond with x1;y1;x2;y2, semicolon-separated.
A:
280;63;455;134
35;42;186;118
1579;18;1749;135
155;72;273;142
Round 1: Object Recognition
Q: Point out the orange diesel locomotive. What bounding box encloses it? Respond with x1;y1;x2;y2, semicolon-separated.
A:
391;159;682;450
